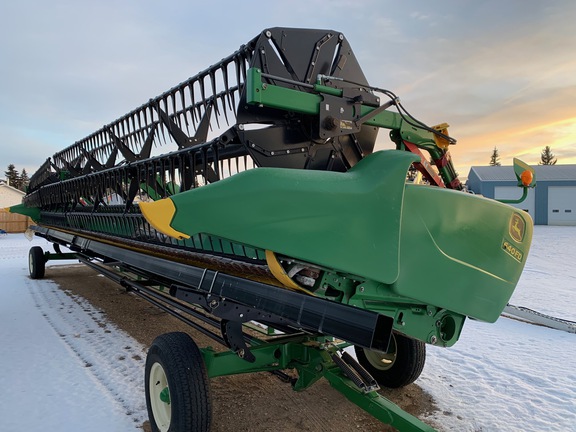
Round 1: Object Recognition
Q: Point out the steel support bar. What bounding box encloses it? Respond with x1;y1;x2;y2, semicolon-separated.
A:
246;68;404;130
202;341;301;378
202;337;437;432
44;252;79;261
323;369;437;432
497;187;528;204
32;226;393;351
244;67;462;190
78;257;227;345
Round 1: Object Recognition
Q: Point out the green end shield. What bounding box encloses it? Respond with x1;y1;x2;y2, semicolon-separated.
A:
140;149;533;322
142;150;419;285
5;203;41;222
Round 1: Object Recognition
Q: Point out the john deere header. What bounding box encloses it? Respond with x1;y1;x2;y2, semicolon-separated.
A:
12;27;536;431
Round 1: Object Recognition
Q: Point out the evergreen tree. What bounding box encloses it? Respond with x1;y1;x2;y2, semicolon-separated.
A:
19;168;30;192
539;146;557;165
489;147;501;166
4;164;20;188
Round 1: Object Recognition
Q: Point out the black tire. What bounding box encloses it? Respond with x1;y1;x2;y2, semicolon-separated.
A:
145;332;212;432
28;246;46;279
354;332;426;388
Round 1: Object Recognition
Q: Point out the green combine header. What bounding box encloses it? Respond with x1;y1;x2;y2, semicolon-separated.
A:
10;28;535;431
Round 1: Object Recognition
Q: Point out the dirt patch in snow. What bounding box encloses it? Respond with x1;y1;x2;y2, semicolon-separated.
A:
47;264;439;432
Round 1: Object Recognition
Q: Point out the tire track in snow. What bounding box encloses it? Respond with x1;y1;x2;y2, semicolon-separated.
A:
26;276;148;426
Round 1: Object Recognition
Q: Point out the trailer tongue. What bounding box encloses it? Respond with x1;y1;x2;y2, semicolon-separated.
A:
11;28;534;431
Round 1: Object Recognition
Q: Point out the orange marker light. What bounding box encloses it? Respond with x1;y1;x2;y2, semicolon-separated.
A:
520;170;533;187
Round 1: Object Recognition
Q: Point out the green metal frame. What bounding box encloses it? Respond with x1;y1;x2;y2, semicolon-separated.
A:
42;250;79;262
142;148;532;326
202;333;437;432
48;253;78;261
246;68;404;130
498;187;529;204
245;67;458;188
34;230;437;430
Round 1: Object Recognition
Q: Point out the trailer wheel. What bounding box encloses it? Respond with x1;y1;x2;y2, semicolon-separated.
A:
145;332;211;432
29;246;46;279
354;332;426;388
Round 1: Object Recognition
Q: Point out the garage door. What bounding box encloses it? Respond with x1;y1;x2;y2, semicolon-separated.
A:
494;186;535;215
548;186;576;225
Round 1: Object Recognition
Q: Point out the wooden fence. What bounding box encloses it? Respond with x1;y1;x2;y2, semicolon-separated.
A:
0;211;31;233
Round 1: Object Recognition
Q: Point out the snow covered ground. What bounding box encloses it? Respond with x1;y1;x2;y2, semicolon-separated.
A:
0;226;574;431
0;235;147;431
419;226;576;432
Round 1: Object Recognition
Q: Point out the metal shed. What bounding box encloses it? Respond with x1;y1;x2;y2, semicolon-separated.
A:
467;165;576;225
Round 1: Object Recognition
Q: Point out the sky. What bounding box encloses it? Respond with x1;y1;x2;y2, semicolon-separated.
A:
1;0;575;179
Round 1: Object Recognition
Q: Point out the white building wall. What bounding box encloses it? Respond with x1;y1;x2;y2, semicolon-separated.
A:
548;186;576;226
494;186;535;216
0;185;25;208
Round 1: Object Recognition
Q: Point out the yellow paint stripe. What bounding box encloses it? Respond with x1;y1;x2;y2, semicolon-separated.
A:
265;250;314;295
139;199;190;240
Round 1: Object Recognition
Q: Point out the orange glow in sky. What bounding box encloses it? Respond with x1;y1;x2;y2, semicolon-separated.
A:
450;117;576;178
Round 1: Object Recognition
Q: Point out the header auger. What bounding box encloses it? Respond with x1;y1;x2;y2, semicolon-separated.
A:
11;28;533;431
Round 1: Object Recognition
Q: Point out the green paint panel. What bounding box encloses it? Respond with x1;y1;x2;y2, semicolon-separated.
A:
168;150;417;285
395;185;533;322
7;203;41;222
155;149;531;322
246;68;321;115
246;67;404;131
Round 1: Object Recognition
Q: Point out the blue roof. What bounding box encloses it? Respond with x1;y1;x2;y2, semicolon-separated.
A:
468;164;576;182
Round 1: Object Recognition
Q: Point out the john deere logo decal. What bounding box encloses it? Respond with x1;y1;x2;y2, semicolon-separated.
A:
509;213;525;243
